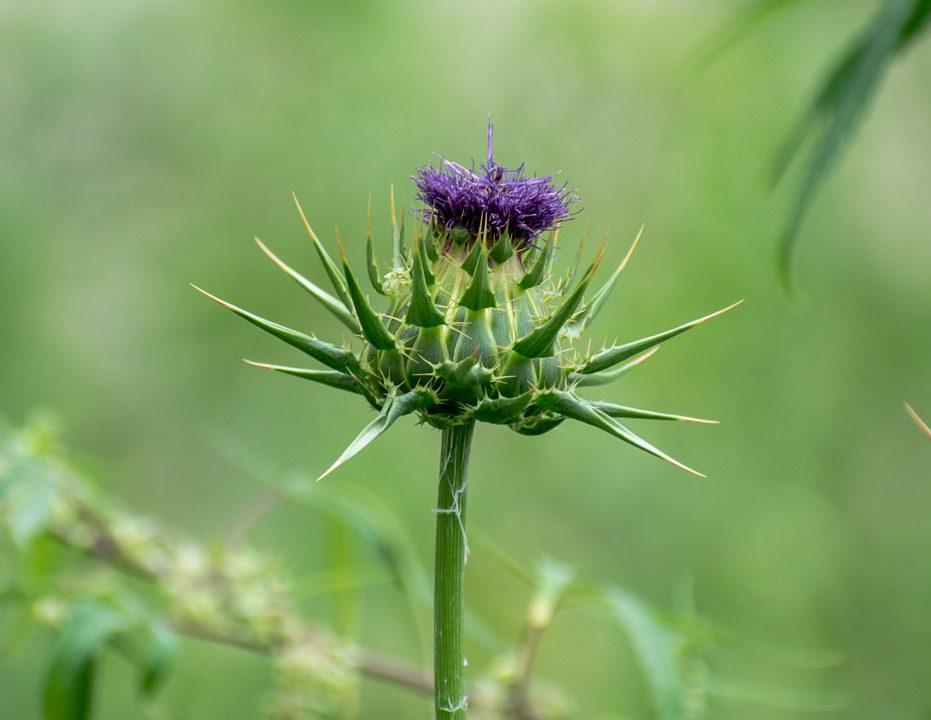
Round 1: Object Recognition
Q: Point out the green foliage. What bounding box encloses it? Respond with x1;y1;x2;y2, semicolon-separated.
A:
708;0;931;284
602;588;687;720
1;416;843;720
774;0;931;285
43;602;128;720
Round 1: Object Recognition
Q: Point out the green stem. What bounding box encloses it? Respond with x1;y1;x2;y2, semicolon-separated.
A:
434;420;475;720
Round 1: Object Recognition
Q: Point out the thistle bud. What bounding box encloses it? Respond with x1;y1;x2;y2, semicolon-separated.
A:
197;126;739;479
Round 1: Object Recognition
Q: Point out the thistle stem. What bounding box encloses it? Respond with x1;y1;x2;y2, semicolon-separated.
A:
434;420;475;720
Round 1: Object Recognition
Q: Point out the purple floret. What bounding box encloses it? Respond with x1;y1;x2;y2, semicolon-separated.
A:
413;124;575;249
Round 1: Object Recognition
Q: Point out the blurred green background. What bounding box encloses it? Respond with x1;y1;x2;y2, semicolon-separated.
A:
2;0;930;718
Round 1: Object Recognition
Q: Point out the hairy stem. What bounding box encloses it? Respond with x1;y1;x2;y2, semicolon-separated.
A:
434;420;475;720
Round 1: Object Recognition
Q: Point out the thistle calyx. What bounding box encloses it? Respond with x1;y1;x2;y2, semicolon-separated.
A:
198;127;738;478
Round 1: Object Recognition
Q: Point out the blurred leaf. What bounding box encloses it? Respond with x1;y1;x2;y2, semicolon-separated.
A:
6;472;56;548
705;678;846;713
43;602;129;720
528;557;577;629
602;587;686;720
773;0;931;284
689;0;810;76
137;620;178;698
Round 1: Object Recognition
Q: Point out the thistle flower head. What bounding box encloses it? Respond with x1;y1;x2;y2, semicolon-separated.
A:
197;128;739;479
413;124;574;249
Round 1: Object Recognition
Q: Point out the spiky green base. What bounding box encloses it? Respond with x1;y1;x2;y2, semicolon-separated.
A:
196;192;739;481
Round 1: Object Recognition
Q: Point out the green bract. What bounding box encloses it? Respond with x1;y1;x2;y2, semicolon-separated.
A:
196;190;739;480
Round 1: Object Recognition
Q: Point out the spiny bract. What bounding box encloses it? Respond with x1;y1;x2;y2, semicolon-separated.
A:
196;128;739;479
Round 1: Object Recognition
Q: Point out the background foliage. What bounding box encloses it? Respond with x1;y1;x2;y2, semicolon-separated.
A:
1;0;930;718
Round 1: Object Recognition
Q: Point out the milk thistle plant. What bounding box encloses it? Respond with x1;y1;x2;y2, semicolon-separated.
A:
195;125;738;720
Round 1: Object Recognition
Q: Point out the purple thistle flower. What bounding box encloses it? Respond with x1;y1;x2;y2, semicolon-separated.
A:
413;124;576;250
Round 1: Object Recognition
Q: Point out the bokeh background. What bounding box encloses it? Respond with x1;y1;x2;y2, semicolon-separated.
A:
2;0;930;718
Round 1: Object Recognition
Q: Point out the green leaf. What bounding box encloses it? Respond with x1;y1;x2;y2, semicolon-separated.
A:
460;240;484;276
243;360;367;396
774;0;924;285
580;301;741;375
0;458;29;505
366;196;387;296
590;401;717;424
405;236;446;328
318;388;435;480
689;0;810;78
603;587;687;720
423;222;440;262
529;558;577;629
489;233;514;264
436;353;494;391
512;414;566;436
297;481;504;654
292;193;353;310
193;285;361;374
535;391;704;476
138;621;177;697
416;223;436;286
564;227;640;339
390;185;408;270
43;603;130;720
471;393;532;424
6;474;56;548
569;346;660;387
340;241;397;350
518;233;555;290
458;246;496;311
254;238;360;334
558;226;586;295
512;246;605;358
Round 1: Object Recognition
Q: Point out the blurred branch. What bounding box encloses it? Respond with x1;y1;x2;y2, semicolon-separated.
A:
52;500;557;718
0;419;561;720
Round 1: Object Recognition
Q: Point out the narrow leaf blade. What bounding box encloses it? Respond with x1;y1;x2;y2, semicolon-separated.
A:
581;301;741;375
565;227;641;338
43;604;129;720
254;238;360;334
292;193;354;309
512;245;605;358
338;232;396;349
244;360;365;396
603;587;687;720
366;196;387;296
318;389;434;480
569;346;660;387
536;391;705;476
591;401;717;424
192;285;359;373
405;235;446;328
